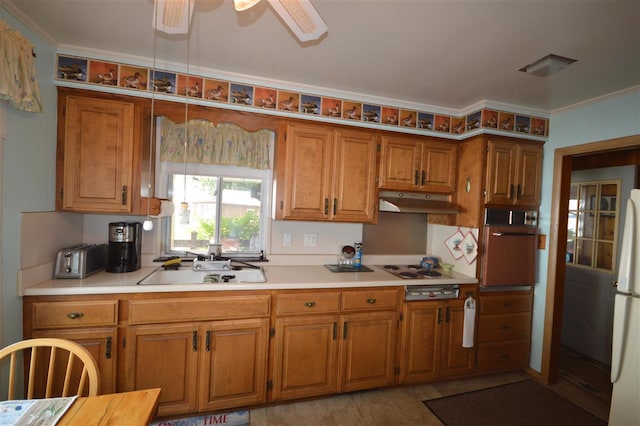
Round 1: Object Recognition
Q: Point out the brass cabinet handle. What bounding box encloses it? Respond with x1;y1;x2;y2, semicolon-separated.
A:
414;170;419;185
304;302;316;308
333;198;337;215
366;298;376;304
421;170;426;185
66;312;84;320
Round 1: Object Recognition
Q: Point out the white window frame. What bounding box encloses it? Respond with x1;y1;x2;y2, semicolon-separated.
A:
155;125;274;257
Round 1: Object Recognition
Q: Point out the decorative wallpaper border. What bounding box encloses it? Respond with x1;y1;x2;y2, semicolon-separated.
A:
56;54;549;138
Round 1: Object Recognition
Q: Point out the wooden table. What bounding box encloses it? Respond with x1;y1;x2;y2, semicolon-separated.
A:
57;388;161;425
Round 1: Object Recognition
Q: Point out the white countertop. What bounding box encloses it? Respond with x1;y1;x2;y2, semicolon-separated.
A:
23;264;478;296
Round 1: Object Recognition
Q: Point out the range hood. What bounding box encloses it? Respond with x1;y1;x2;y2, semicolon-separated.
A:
378;191;459;214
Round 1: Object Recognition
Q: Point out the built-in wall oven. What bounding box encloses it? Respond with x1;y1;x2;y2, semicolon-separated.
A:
481;208;538;287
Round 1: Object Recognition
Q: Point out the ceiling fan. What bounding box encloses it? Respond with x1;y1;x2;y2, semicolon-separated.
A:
152;0;328;42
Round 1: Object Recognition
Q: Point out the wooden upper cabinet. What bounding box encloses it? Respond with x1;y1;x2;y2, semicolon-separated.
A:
275;122;378;223
57;89;143;213
485;138;542;206
379;135;457;193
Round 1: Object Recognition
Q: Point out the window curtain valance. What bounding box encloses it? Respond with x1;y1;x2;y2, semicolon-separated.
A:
160;118;272;170
0;19;42;113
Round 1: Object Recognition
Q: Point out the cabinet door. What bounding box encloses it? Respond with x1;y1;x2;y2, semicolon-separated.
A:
421;141;457;193
62;96;135;213
440;302;476;378
398;303;442;384
378;135;421;191
515;143;542;206
272;315;339;401
32;328;117;395
340;311;396;392
485;140;516;204
199;318;269;411
331;130;378;222
277;124;333;220
125;323;199;417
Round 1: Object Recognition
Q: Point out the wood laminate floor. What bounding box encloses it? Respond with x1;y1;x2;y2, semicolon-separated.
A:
251;370;610;426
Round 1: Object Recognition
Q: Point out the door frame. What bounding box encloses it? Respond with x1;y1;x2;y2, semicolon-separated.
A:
541;134;640;383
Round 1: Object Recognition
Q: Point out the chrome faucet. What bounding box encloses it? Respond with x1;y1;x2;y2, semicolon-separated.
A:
192;258;231;271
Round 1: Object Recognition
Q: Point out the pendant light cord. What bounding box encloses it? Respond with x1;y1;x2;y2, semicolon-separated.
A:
182;0;192;205
147;3;160;221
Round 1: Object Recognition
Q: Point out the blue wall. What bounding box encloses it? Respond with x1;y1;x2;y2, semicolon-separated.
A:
1;7;57;346
530;88;640;371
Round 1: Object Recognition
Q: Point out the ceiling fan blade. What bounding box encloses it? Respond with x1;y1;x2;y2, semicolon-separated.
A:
266;0;328;42
153;0;195;34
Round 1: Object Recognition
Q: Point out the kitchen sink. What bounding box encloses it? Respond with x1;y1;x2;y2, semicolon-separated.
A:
137;267;267;285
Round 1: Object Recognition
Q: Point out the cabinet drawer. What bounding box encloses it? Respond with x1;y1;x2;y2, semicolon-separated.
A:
477;340;530;372
128;295;270;324
341;289;398;312
478;312;531;342
275;292;341;315
32;300;118;329
479;294;531;314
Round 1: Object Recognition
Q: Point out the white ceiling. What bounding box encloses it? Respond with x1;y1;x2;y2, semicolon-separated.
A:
3;0;640;113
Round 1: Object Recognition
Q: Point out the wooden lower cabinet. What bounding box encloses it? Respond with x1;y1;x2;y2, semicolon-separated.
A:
33;327;117;395
125;319;269;417
199;319;269;412
398;294;477;384
271;289;398;401
477;291;532;373
271;315;340;400
125;323;199;416
340;311;397;392
23;285;526;414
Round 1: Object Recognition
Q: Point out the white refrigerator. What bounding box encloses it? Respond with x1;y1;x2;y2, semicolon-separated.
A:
609;189;640;425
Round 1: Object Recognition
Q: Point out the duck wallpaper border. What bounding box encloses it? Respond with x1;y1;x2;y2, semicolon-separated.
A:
56;54;549;140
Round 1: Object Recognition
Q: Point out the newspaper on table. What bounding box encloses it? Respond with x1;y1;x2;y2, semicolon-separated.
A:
0;396;77;426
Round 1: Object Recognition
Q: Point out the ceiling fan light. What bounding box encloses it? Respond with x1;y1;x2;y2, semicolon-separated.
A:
234;0;261;12
267;0;328;42
153;0;195;34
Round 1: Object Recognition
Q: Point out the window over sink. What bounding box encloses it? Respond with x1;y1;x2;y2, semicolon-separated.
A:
156;118;274;258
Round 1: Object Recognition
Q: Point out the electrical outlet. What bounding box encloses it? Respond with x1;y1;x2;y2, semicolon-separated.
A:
303;233;318;247
283;233;292;247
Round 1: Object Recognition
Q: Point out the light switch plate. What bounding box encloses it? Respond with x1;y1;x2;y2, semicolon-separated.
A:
283;233;292;246
304;233;318;247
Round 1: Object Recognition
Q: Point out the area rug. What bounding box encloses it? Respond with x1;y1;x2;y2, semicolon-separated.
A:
150;409;250;426
423;380;606;426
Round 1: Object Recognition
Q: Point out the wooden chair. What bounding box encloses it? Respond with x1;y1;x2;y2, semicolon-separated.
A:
0;337;100;399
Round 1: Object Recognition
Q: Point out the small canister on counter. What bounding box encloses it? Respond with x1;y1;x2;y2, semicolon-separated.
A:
354;242;362;267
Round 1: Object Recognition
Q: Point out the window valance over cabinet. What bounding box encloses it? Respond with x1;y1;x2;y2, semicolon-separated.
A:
160;118;272;170
0;19;42;113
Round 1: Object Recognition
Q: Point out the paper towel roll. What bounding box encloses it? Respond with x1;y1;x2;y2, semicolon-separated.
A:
462;296;476;348
151;200;175;218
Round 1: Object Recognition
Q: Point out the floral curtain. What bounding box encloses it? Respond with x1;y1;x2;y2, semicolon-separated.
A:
0;19;42;113
160;118;272;170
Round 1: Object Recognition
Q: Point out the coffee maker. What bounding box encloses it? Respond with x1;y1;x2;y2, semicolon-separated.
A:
106;222;142;273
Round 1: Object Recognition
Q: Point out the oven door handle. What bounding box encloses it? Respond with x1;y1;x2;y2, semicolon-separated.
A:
491;231;536;237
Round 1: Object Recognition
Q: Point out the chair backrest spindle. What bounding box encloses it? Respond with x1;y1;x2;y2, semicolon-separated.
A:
0;338;100;400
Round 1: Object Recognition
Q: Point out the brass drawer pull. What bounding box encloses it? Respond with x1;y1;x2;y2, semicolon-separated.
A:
504;302;512;308
366;298;377;304
66;312;84;320
501;325;511;330
304;302;316;308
